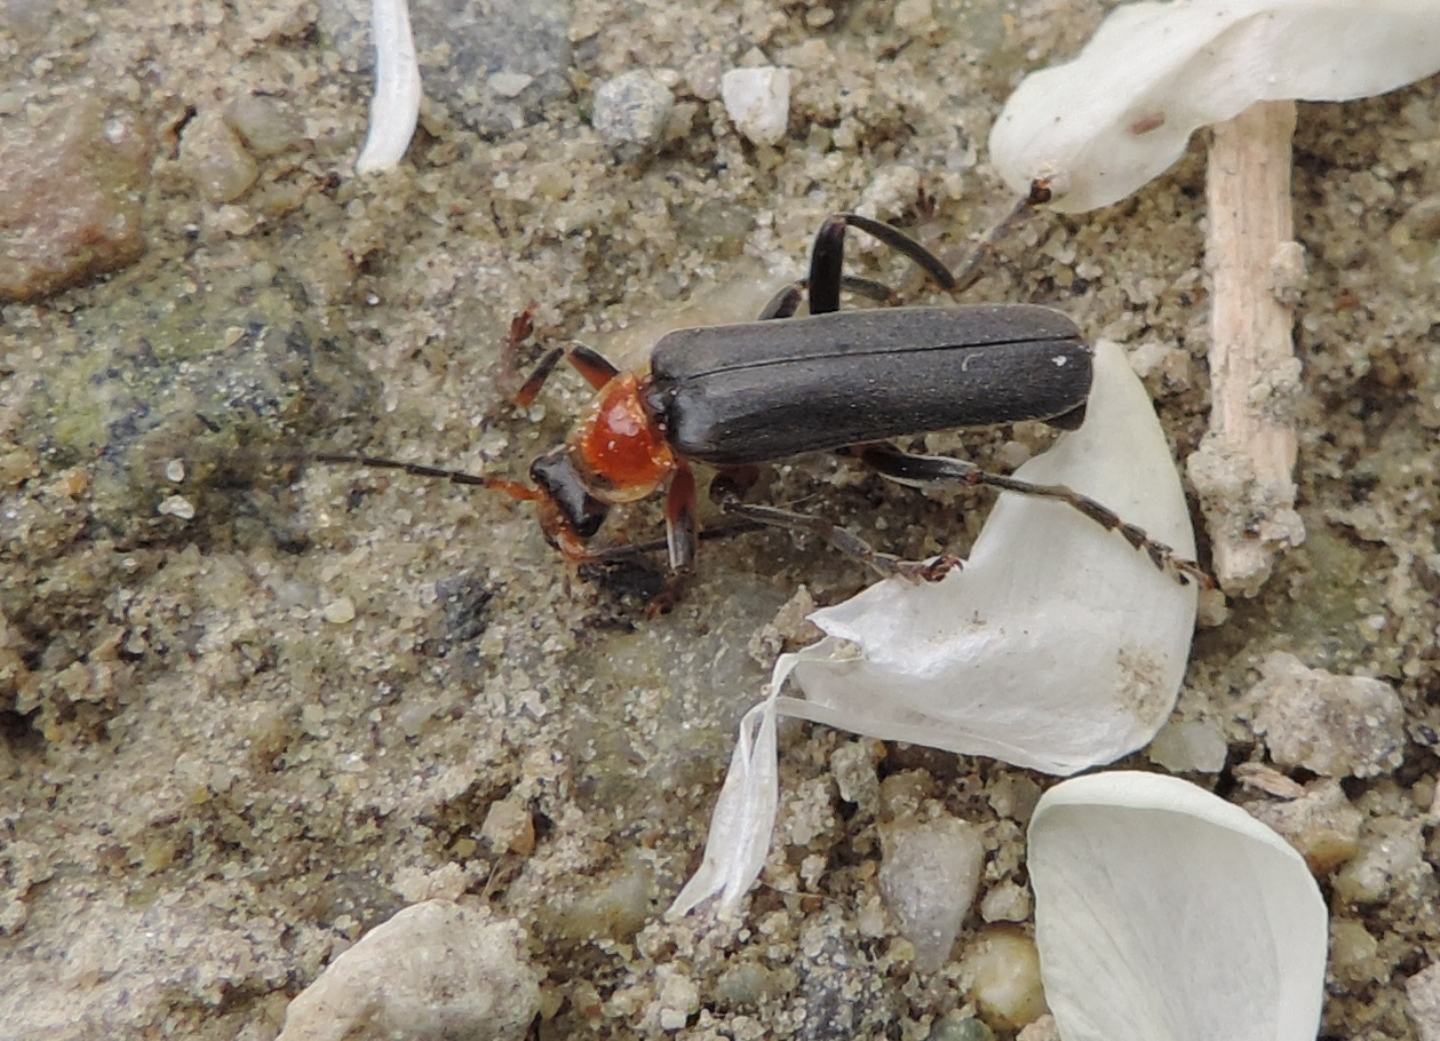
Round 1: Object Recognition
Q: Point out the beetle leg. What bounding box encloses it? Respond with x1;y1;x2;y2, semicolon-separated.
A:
947;194;1041;296
808;212;959;314
758;275;898;320
514;342;621;406
710;484;962;583
631;463;701;614
853;443;1215;589
664;463;699;575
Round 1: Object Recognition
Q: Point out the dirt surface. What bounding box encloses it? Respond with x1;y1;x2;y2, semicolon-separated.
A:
1;1;1437;1038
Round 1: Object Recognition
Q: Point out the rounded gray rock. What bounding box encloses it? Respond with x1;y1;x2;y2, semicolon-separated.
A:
592;70;673;158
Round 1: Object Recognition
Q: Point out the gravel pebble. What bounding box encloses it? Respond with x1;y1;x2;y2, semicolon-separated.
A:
1248;652;1406;778
321;598;356;624
1147;718;1228;773
1245;778;1363;874
1332;816;1429;904
721;66;791;146
961;927;1047;1030
277;901;540;1041
0;96;149;301
178;109;259;204
879;816;985;971
1407;961;1440;1041
592;70;673;158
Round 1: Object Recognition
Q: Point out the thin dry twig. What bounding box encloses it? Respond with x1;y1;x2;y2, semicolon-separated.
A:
1187;100;1306;597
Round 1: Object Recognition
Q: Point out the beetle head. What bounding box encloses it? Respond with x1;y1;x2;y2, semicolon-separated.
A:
529;446;610;540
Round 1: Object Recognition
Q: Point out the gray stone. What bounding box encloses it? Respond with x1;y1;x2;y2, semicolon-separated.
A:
591;71;673;158
277;902;540;1041
1407;961;1440;1041
1248;652;1406;778
879;815;985;971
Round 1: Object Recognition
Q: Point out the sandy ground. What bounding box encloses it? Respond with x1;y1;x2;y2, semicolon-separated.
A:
1;0;1437;1038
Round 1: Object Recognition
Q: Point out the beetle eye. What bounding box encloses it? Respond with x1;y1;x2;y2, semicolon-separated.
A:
529;449;609;539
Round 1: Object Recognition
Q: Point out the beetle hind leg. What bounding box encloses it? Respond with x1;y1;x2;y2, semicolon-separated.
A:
854;443;1215;589
709;482;962;583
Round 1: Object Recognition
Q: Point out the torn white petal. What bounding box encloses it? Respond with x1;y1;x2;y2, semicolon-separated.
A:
355;0;422;175
787;341;1197;776
1029;772;1328;1041
990;0;1440;212
666;660;791;917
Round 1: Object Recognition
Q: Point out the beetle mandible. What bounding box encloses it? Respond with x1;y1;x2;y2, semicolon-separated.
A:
317;208;1212;601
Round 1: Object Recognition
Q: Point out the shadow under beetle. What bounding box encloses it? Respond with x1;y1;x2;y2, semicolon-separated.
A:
317;209;1212;603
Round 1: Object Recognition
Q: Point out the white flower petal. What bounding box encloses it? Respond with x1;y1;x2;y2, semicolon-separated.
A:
784;340;1197;776
355;0;422;175
1029;772;1328;1041
666;668;784;917
989;0;1440;212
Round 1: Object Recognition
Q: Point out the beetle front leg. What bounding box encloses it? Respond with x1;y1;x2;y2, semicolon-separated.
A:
709;483;961;583
854;443;1215;589
514;342;622;406
628;463;700;615
664;463;699;575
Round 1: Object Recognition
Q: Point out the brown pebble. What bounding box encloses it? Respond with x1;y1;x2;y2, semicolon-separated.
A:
0;98;151;302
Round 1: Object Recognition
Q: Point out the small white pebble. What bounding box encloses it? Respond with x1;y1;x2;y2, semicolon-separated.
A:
276;902;540;1040
488;71;534;99
1406;962;1440;1041
1147;719;1228;773
157;495;195;520
894;0;934;32
980;881;1033;923
164;459;185;483
962;928;1047;1029
879;816;985;971
721;66;790;146
322;597;357;624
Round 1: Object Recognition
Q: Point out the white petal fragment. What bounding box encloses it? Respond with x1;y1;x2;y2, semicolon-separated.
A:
989;0;1440;212
1029;772;1328;1041
783;340;1198;776
666;679;781;917
355;0;422;175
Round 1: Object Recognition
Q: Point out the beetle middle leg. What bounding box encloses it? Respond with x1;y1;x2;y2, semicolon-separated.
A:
802;189;1053;315
852;443;1214;588
708;478;961;583
757;274;897;320
807;212;959;315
